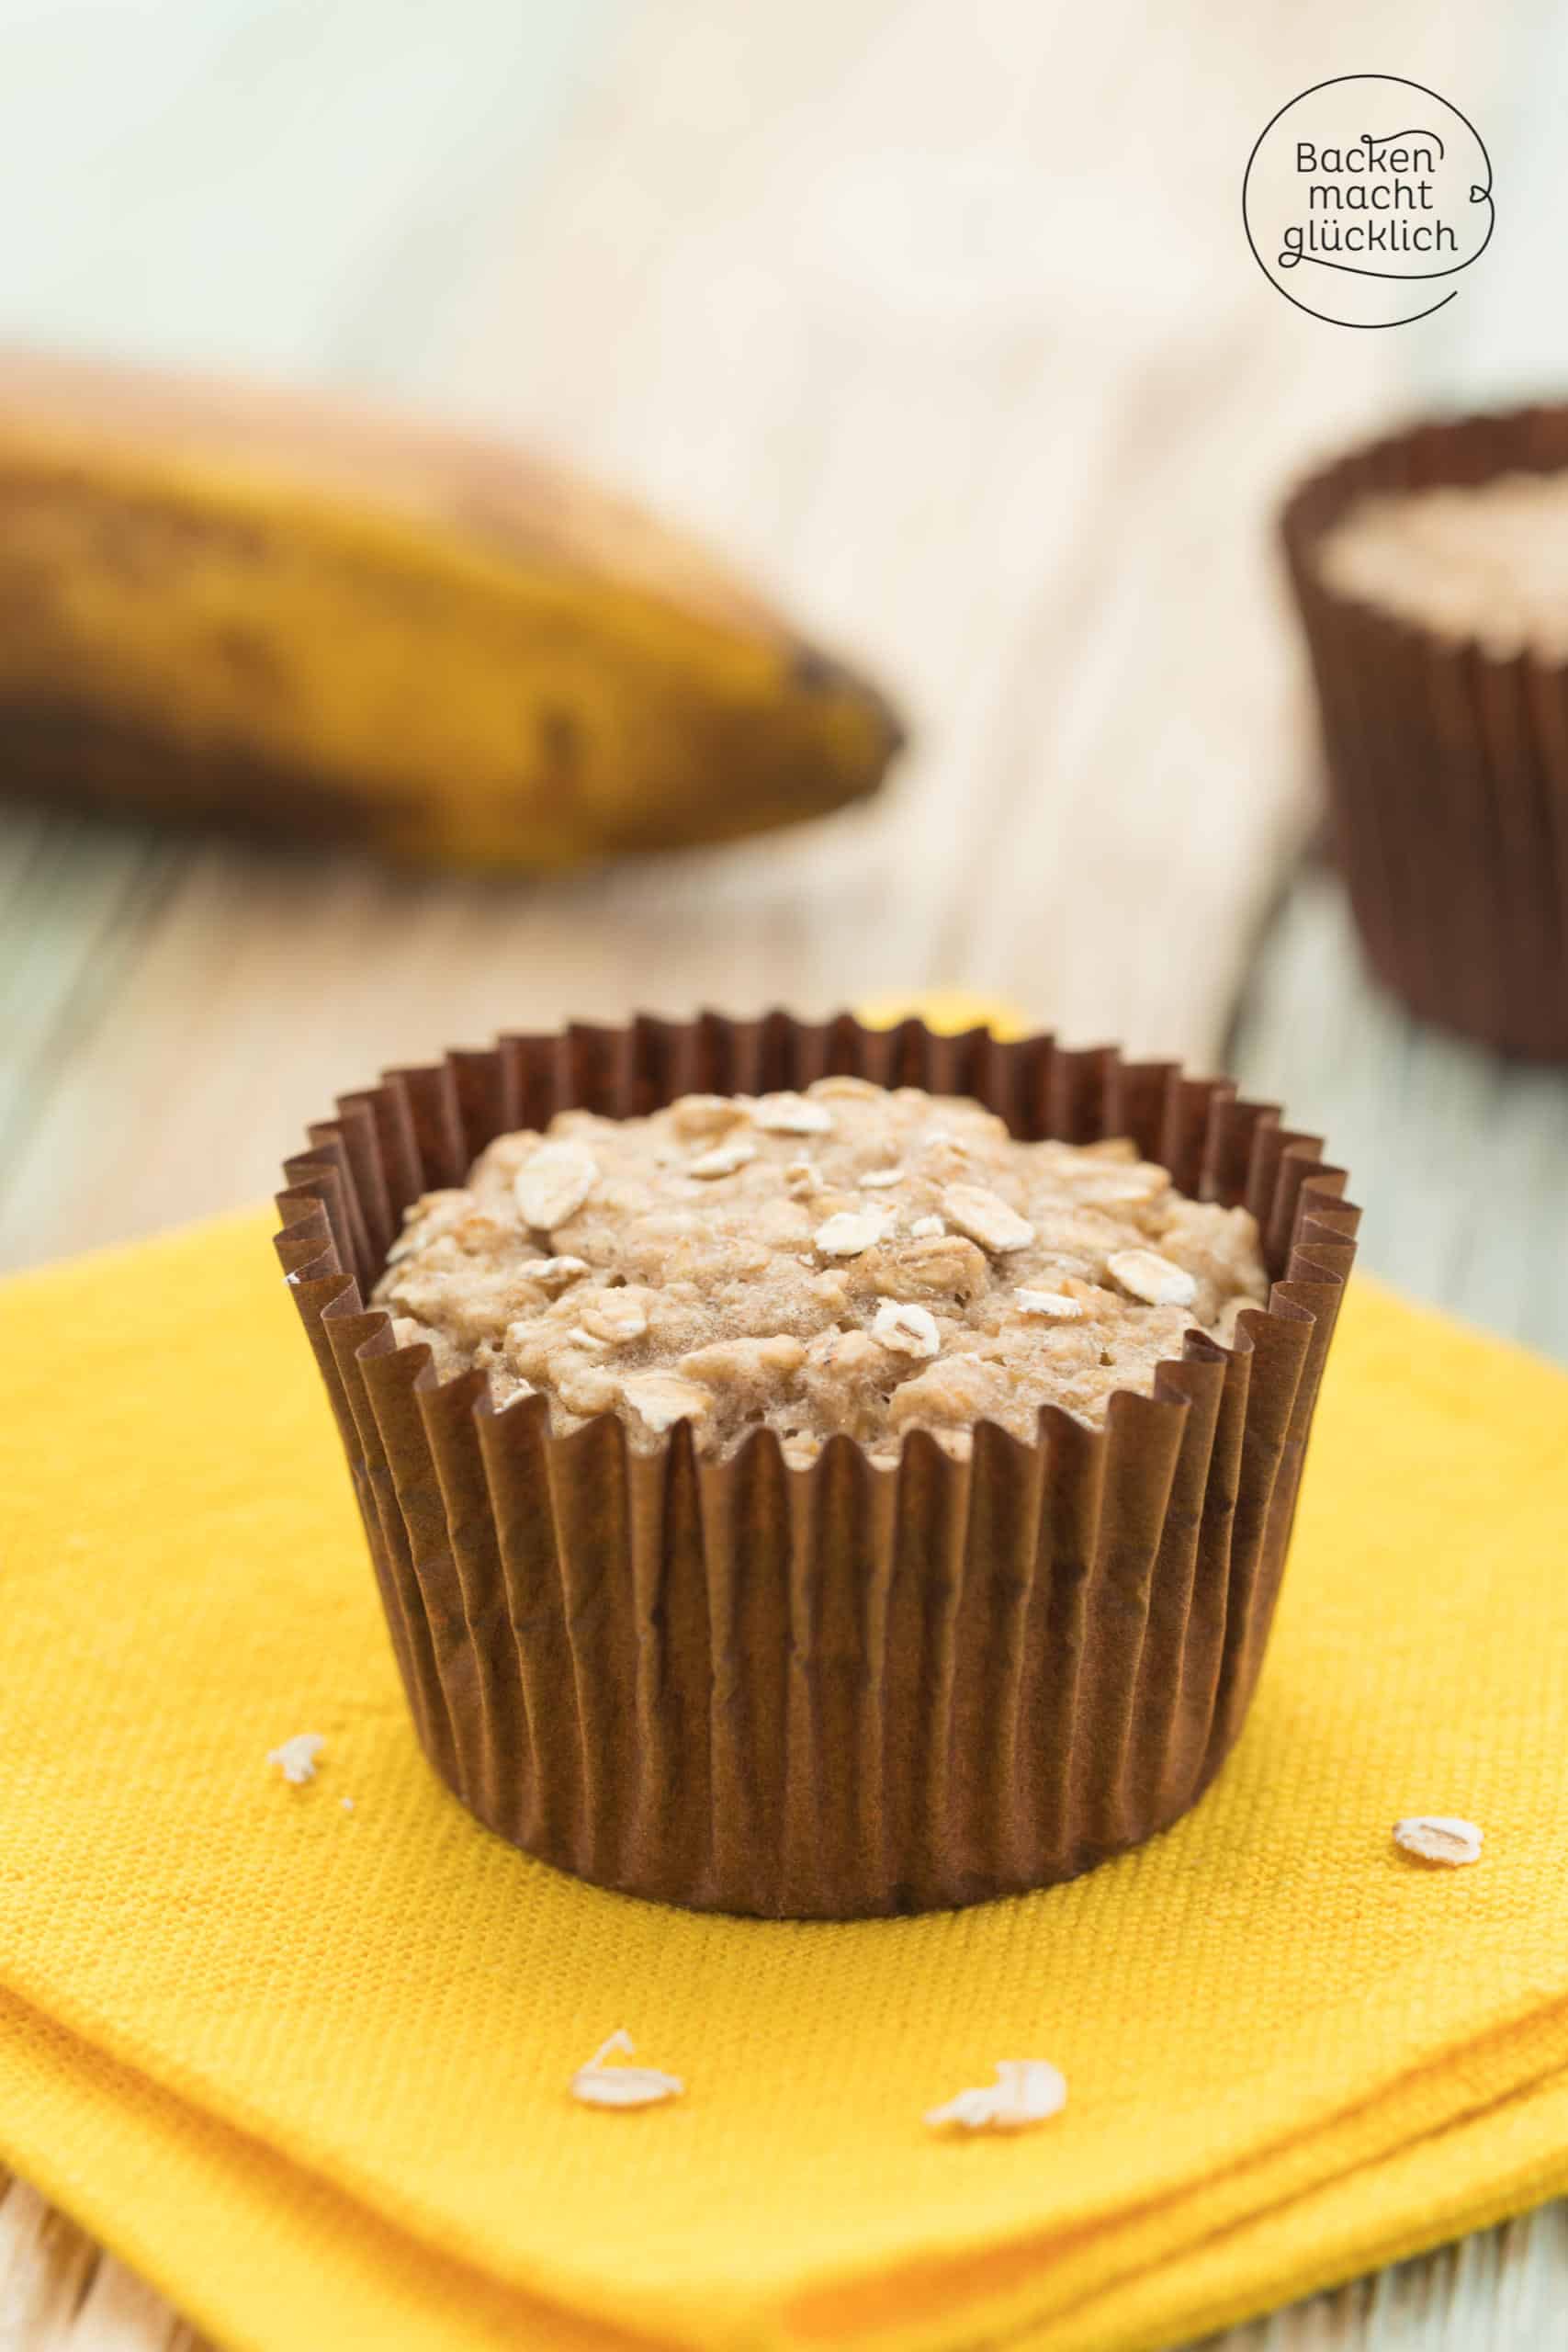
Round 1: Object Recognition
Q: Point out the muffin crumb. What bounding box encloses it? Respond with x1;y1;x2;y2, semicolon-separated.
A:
925;2059;1067;2133
267;1733;324;1786
1393;1815;1483;1866
570;2030;683;2109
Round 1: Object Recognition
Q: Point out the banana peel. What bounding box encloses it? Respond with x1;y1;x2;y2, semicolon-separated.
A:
0;350;904;866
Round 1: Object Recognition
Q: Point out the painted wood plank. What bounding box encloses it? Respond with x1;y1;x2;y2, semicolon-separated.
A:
0;0;620;1270
1230;863;1568;1367
0;0;617;392
0;2176;204;2351
6;2159;1567;2352
1197;2203;1568;2349
0;0;1500;1268
440;0;1463;1069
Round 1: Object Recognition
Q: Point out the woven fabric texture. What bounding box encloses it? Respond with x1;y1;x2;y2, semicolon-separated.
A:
1;1188;1566;2352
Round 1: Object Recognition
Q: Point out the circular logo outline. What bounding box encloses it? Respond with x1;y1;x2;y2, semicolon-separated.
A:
1242;74;1495;329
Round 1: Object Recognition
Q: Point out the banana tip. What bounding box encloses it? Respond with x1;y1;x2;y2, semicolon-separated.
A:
792;642;908;764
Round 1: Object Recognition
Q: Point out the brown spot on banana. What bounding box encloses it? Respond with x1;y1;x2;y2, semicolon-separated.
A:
0;349;906;867
0;692;418;845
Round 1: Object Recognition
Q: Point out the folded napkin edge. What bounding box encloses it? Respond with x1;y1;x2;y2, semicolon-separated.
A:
7;1973;1568;2352
6;1933;1568;2352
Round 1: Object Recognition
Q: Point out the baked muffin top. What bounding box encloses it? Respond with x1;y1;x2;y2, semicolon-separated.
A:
1316;469;1568;657
373;1079;1269;1461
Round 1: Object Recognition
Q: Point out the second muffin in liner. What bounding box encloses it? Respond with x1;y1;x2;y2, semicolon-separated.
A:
1282;405;1568;1060
276;1012;1358;1919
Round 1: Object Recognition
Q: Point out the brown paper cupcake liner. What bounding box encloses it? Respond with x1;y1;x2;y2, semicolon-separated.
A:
1282;406;1568;1060
275;1013;1358;1918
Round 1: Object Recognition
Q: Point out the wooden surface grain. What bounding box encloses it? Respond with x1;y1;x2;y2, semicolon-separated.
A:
1231;862;1568;1370
4;0;1566;2346
0;0;1491;1272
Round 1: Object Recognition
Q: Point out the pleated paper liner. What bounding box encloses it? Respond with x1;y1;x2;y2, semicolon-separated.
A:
275;1013;1359;1919
1282;404;1568;1060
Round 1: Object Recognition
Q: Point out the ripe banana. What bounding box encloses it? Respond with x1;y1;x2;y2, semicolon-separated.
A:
0;350;903;865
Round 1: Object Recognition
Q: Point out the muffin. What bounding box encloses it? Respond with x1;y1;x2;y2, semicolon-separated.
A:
277;1012;1358;1917
1282;407;1568;1060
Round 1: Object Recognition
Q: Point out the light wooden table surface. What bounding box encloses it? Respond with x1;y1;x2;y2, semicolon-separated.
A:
4;2;1566;2346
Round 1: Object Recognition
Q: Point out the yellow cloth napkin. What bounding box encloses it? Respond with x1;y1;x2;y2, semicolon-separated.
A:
3;1193;1568;2352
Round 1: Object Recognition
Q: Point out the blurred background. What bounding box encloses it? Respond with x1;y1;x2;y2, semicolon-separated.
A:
1;0;1565;1365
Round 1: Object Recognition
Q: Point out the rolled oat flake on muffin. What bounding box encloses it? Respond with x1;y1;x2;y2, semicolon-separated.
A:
751;1091;833;1135
688;1136;757;1178
620;1372;711;1432
1107;1249;1198;1309
1017;1287;1083;1319
813;1207;889;1258
669;1093;741;1139
519;1255;589;1288
514;1141;598;1230
941;1182;1034;1254
872;1300;941;1358
579;1293;649;1343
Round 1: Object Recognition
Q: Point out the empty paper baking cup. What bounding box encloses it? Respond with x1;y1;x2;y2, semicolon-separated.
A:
1282;406;1568;1060
276;1013;1358;1918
